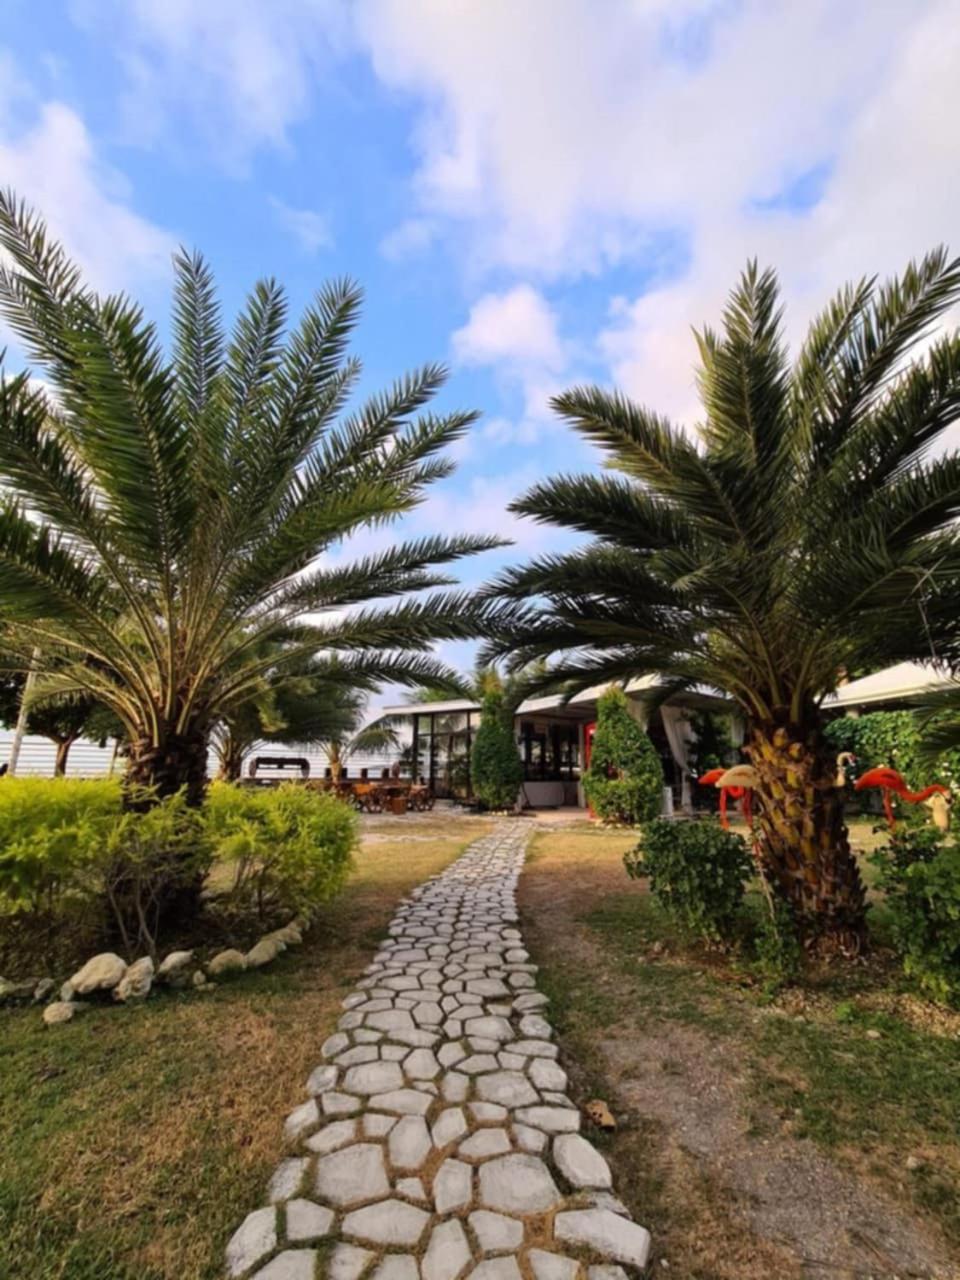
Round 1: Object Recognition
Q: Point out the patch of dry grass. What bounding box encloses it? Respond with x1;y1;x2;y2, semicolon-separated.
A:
0;820;491;1280
522;823;960;1278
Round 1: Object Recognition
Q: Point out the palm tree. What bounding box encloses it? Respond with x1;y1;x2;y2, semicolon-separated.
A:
318;711;403;784
915;683;960;769
0;193;502;804
485;254;960;949
212;654;365;781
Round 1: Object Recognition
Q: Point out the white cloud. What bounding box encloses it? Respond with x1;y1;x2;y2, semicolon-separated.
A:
79;0;349;164
379;217;438;261
351;0;960;422
0;95;173;297
62;0;960;438
598;1;960;423
269;196;332;253
452;285;562;371
451;286;570;442
357;0;909;278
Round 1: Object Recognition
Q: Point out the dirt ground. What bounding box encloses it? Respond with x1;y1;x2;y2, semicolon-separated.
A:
519;827;959;1280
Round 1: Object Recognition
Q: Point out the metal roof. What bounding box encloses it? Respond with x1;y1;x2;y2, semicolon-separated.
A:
385;676;732;720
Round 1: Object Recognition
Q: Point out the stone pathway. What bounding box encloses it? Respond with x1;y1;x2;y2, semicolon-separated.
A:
224;823;651;1279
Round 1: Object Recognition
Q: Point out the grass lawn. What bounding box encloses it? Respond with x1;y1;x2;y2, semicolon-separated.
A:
521;820;960;1280
0;818;492;1280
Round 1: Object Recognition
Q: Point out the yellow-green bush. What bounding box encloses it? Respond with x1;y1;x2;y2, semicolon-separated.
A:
0;776;121;913
203;782;358;917
0;778;357;946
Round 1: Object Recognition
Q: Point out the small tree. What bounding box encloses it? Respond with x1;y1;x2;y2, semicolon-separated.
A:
471;687;522;810
0;669;110;775
584;687;663;825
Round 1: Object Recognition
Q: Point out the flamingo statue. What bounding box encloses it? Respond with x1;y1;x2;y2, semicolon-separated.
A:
835;752;856;787
717;764;759;826
853;765;949;830
925;791;952;833
698;767;730;827
698;764;759;829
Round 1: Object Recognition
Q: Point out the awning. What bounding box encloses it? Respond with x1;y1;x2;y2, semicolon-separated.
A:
825;661;952;709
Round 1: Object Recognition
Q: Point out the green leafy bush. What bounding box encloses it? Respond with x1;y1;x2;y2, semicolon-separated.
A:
1;778;357;955
470;688;523;811
751;897;803;992
203;782;357;917
584;687;663;825
625;817;752;943
98;791;210;953
825;710;960;797
871;828;960;1005
0;777;121;913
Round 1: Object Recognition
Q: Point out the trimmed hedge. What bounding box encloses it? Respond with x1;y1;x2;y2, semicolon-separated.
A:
470;688;523;811
0;777;121;911
205;782;356;916
584;687;663;825
0;778;358;938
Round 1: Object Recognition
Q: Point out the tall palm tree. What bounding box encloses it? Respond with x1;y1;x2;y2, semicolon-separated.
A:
485;254;960;949
213;653;365;781
0;192;501;804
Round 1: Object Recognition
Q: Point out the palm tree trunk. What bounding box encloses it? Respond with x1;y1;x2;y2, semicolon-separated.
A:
747;717;867;952
117;725;210;931
216;734;246;782
125;727;209;808
53;736;76;776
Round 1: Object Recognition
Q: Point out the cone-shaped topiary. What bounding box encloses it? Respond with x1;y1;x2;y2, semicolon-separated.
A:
584;686;663;824
471;687;523;811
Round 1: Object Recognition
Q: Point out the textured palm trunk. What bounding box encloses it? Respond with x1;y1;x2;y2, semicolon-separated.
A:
117;725;210;931
217;737;245;783
746;718;867;952
125;727;209;808
53;736;76;776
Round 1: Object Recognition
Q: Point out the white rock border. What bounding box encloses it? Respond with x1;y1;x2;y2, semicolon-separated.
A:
223;822;651;1279
29;915;309;1026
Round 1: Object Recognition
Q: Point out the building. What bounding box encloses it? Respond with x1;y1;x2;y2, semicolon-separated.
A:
382;678;734;812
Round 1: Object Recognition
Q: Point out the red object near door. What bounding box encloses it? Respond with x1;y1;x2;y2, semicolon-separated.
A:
584;721;597;818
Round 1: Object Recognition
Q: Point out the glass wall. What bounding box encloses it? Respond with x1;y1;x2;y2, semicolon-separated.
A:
517;719;581;781
411;709;583;799
412;710;476;798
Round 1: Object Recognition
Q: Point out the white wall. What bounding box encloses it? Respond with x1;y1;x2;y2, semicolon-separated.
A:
0;731;399;780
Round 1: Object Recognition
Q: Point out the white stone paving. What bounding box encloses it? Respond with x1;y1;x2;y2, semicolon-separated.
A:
224;823;650;1279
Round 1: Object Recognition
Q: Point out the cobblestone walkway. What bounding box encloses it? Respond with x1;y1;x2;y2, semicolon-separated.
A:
225;823;651;1280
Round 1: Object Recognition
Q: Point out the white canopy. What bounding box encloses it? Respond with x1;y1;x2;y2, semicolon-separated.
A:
826;661;952;709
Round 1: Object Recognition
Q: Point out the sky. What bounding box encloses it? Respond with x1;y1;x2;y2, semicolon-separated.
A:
2;0;959;706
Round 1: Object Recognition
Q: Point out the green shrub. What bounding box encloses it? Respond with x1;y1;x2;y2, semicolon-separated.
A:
625;817;752;944
584;687;663;825
98;790;210;953
825;710;960;797
470;688;523;811
203;782;357;917
751;897;803;992
0;777;121;913
871;828;960;1005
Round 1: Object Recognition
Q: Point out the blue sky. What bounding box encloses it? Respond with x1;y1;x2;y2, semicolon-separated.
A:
1;0;957;695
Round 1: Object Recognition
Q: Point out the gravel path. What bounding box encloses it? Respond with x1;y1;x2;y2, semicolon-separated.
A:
224;822;651;1280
